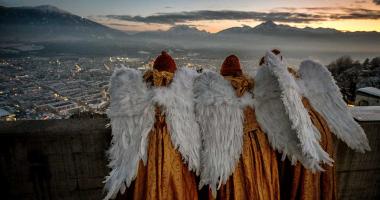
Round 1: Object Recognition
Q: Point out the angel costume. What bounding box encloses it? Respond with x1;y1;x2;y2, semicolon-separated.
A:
104;51;200;200
195;55;280;200
257;51;370;200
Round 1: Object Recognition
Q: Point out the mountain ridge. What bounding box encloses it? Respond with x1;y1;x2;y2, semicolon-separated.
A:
217;20;341;36
133;20;380;37
0;5;126;41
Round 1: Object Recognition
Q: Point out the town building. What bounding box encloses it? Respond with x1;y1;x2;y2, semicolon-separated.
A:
355;87;380;106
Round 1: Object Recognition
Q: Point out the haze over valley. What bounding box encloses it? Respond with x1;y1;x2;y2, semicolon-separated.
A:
1;5;380;65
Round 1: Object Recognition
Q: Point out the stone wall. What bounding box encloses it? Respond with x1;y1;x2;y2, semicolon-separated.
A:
0;119;111;200
335;121;380;200
0;119;379;200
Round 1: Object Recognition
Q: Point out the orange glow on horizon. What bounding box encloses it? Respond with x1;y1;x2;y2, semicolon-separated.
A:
178;20;263;33
190;19;380;33
284;20;380;32
92;17;380;34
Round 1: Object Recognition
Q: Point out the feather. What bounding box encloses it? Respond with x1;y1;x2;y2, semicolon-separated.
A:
297;60;370;152
254;51;333;172
194;71;253;197
104;67;203;199
153;68;202;174
104;67;155;200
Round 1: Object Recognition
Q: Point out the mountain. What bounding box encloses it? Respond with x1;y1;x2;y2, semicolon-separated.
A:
134;20;377;40
166;25;209;36
0;5;126;41
217;20;340;36
254;20;338;34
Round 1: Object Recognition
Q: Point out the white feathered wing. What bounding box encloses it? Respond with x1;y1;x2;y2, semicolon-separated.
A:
104;67;155;200
153;68;201;174
297;60;370;153
194;70;253;197
253;51;333;172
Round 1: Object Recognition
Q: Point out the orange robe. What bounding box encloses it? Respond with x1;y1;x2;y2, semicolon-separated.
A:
116;70;198;200
279;97;337;200
202;76;280;200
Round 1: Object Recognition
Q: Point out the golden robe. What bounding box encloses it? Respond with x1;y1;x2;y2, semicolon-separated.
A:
278;97;337;200
116;70;198;200
202;76;280;200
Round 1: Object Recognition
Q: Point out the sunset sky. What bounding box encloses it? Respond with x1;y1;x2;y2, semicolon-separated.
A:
1;0;380;33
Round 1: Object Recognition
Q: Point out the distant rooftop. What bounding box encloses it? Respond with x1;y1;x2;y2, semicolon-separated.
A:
350;106;380;122
357;87;380;98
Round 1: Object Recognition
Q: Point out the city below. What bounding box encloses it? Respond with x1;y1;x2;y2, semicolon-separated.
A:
0;54;230;121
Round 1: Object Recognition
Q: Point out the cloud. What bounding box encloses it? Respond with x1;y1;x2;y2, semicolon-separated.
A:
330;8;380;19
101;7;380;25
104;10;327;24
107;23;140;27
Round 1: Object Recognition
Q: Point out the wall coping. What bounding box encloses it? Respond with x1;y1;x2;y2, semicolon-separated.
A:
0;118;110;135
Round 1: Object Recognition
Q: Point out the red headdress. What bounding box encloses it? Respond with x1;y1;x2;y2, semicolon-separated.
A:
220;55;243;77
153;51;177;73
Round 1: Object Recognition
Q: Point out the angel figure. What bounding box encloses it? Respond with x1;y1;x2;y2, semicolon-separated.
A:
195;55;280;200
258;50;370;200
104;51;201;200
